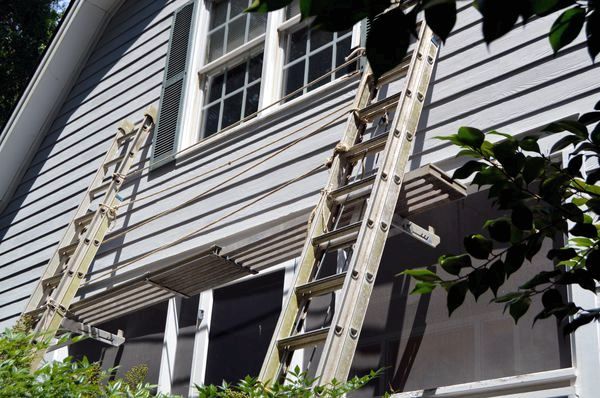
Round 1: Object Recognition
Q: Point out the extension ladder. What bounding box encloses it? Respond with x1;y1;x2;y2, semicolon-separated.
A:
259;22;441;384
21;107;157;367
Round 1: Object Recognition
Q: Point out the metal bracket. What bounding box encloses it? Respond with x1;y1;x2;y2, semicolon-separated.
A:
58;318;125;347
390;214;440;248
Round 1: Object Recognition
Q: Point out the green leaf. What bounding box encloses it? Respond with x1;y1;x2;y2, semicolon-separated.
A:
246;0;293;12
475;0;520;43
591;124;600;145
542;288;564;309
401;268;442;282
457;126;485;148
439;254;472;275
545;120;588;138
464;234;493;259
587;249;600;280
505;244;527;277
488;260;505;296
423;0;456;42
526;233;546;260
587;198;600;213
570;237;594;247
570;223;598;238
511;205;533;230
468;268;489;301
410;282;437;295
493;291;524;303
578;111;600;125
547;247;578;261
587;9;600;61
520;269;561;289
522;156;546;183
564;313;596;335
549;7;586;53
447;280;468;316
452;160;486;180
587;169;600;185
519;137;541;153
486;218;512;242
550;134;582;153
567;154;583;176
473;167;505;187
493;140;524;177
532;0;570;15
367;7;412;79
509;296;531;323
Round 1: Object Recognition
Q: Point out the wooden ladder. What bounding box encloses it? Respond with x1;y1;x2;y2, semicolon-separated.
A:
21;107;157;368
259;22;440;384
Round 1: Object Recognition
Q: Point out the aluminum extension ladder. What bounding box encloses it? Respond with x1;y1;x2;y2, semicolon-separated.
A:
259;23;440;384
21;107;157;368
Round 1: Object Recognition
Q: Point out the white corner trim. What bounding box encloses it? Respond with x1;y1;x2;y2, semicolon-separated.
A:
158;298;180;395
0;0;124;213
390;368;576;398
189;290;213;396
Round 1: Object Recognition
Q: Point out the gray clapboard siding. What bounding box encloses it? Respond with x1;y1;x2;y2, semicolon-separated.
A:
1;1;599;328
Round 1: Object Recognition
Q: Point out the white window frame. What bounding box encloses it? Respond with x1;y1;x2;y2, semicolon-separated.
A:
177;1;362;156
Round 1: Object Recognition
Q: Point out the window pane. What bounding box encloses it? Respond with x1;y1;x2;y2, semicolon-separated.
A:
208;27;225;62
248;13;267;40
308;47;332;91
208;73;224;103
248;54;263;82
222;92;243;128
229;0;248;17
204;103;221;137
310;29;333;52
226;16;247;53
245;83;260;117
288;27;308;62
335;36;352;78
226;62;246;94
211;0;228;28
284;61;305;97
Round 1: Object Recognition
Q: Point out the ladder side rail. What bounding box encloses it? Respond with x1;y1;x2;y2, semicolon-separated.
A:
316;25;439;383
24;122;134;314
258;67;374;382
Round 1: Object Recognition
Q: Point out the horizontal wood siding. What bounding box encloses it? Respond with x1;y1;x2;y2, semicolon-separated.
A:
1;3;599;328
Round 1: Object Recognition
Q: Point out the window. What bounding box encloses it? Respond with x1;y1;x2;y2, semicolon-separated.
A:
196;0;360;140
151;0;362;166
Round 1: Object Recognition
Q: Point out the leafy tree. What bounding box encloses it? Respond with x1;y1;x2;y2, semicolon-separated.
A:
247;0;600;78
196;366;383;398
0;0;66;131
244;1;600;332
0;324;178;397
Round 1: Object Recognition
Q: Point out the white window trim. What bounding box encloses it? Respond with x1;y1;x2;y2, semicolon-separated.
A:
176;1;362;160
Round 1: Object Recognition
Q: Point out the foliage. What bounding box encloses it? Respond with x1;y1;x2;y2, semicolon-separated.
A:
196;366;383;398
247;0;600;79
0;325;178;398
0;0;65;131
401;105;600;334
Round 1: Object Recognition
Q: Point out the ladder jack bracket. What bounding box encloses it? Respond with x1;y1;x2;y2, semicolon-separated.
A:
390;214;440;248
54;318;125;349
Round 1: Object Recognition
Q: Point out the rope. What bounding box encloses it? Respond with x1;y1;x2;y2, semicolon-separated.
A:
125;52;363;177
115;102;351;209
102;103;350;245
84;163;326;285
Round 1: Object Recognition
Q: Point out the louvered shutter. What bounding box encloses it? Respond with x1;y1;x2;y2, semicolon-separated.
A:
151;1;196;168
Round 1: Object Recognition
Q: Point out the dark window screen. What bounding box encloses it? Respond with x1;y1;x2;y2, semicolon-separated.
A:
205;270;284;384
350;191;572;396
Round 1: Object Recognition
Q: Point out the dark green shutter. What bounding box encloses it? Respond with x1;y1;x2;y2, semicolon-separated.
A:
151;1;196;168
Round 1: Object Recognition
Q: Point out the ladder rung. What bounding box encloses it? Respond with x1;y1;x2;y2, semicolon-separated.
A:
356;92;402;123
117;128;137;145
277;327;330;351
377;54;412;87
89;180;111;198
42;274;62;290
329;175;376;205
103;155;125;171
344;133;388;163
73;212;94;231
296;272;347;298
59;241;79;260
312;221;361;251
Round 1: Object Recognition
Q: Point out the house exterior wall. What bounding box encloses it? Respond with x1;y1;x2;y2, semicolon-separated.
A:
1;0;600;396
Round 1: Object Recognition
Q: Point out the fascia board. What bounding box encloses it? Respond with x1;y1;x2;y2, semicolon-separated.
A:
0;0;124;213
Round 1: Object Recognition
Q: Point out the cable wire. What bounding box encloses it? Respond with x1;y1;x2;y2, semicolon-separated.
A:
84;163;326;285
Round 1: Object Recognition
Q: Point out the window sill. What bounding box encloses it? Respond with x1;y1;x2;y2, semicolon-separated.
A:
175;70;361;165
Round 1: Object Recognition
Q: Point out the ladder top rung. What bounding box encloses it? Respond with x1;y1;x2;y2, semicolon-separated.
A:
312;221;362;251
296;272;347;298
117;128;138;145
277;327;330;351
343;133;388;162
